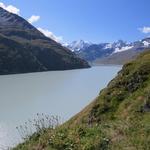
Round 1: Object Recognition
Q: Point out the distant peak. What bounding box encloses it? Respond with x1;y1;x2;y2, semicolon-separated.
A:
67;40;93;51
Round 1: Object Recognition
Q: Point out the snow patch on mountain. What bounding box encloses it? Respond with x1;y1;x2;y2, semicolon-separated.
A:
104;43;113;49
114;45;134;53
143;41;150;47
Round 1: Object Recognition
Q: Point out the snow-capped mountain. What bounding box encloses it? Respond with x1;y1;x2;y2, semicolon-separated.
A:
66;40;93;51
112;40;133;53
66;38;150;65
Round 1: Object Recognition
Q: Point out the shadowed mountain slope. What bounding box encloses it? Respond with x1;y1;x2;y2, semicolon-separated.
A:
0;7;89;75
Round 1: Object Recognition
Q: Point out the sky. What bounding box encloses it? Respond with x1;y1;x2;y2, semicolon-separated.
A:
0;0;150;43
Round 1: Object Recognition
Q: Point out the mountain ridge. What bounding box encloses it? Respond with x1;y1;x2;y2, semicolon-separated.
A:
0;7;90;75
66;39;150;65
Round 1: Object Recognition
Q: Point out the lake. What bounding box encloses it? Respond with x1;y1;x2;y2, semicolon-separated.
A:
0;66;121;148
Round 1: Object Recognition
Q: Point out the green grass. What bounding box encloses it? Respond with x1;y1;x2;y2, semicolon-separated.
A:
14;50;150;150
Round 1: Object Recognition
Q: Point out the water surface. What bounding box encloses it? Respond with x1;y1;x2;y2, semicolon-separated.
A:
0;66;121;147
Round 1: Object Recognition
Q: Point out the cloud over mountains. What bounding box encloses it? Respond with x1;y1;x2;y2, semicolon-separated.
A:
28;15;40;24
139;26;150;34
0;1;63;43
0;2;20;14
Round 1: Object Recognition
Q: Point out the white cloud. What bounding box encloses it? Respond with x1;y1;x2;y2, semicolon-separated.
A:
0;2;64;44
37;27;63;43
0;2;20;15
139;26;150;34
28;15;40;24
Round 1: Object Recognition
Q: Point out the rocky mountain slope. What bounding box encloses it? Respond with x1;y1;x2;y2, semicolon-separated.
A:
0;7;89;75
67;39;150;65
14;50;150;150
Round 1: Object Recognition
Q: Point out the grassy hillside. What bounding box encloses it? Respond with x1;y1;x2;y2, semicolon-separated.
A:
14;51;150;150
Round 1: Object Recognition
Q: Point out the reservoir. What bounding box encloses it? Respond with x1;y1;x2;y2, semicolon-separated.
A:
0;66;121;148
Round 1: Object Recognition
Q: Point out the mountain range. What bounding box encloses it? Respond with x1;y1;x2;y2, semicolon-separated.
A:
66;38;150;65
0;7;89;75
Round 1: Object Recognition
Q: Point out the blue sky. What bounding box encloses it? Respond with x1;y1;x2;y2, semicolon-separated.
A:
0;0;150;43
